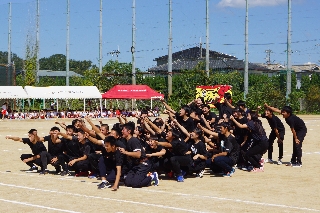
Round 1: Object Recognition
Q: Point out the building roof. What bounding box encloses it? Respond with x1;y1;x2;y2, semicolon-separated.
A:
37;70;82;77
257;63;320;73
153;46;237;62
148;59;269;72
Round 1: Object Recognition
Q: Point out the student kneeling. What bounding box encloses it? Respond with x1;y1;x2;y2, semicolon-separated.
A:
211;123;240;177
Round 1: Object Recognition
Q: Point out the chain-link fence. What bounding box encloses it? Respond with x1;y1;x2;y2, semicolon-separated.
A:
0;64;14;86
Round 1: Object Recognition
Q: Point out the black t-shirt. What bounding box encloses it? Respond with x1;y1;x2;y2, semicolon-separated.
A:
175;112;195;133
246;120;268;142
214;102;233;119
189;103;203;116
43;135;64;157
232;117;248;141
223;134;240;164
78;140;95;157
108;140;127;169
171;139;188;156
285;114;307;132
145;144;164;155
22;138;47;155
203;111;217;123
126;137;146;165
101;139;126;157
145;144;164;163
61;136;81;157
137;137;148;149
261;113;285;132
188;140;207;160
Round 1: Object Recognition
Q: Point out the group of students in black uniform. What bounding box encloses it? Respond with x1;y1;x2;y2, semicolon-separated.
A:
6;93;308;190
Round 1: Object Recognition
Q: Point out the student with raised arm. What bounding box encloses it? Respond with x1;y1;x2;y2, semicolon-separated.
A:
96;136;126;191
58;129;94;176
213;93;233;119
172;119;190;142
145;135;166;181
257;106;285;165
39;126;65;174
118;123;158;187
186;128;207;178
158;129;192;182
230;111;268;172
161;100;195;135
55;121;67;131
264;104;307;167
210;122;239;177
6;129;47;173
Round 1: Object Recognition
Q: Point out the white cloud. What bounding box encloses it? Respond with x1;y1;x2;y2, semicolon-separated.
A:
217;0;287;8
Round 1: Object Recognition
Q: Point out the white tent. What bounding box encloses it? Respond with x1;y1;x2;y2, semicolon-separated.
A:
0;86;29;99
24;86;102;99
24;86;102;112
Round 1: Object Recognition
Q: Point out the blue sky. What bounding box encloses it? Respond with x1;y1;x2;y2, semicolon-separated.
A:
0;0;319;71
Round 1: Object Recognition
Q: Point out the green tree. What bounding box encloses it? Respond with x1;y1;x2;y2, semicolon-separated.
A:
23;45;37;86
0;51;24;70
39;54;92;75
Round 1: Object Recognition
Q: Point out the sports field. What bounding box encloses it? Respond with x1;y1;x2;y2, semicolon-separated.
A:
0;115;319;213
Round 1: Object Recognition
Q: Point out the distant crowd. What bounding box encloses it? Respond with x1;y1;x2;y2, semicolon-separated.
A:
1;102;160;119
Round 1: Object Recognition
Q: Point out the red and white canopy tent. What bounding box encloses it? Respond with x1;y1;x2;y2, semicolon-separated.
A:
102;85;164;109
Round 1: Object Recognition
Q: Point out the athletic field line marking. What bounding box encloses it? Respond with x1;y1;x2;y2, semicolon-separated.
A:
1;171;319;212
130;188;320;212
0;182;210;213
0;198;81;213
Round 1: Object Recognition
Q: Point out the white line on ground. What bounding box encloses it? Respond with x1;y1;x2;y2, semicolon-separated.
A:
0;198;81;213
0;171;319;212
130;188;320;212
0;182;210;213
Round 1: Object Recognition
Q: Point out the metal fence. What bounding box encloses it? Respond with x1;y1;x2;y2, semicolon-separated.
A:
0;65;14;86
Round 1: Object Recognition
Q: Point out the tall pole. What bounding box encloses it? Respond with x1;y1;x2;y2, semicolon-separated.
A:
244;0;249;99
168;0;173;97
205;0;209;77
286;0;292;101
131;0;136;110
99;0;103;74
66;0;70;86
36;0;40;72
131;0;136;85
8;2;12;65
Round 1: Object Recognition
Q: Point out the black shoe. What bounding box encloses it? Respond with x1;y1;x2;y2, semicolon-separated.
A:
39;170;49;175
97;182;110;189
26;166;38;173
55;167;61;174
60;171;71;176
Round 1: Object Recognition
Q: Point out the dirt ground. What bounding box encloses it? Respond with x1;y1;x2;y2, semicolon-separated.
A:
0;115;319;213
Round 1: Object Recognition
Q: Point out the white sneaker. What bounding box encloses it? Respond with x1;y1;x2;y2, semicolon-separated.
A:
277;159;282;165
266;158;273;163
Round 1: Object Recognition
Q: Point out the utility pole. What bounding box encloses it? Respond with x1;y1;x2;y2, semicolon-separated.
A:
36;0;40;72
286;0;292;101
205;0;210;77
109;47;120;61
8;2;11;65
66;0;70;86
244;0;249;100
168;0;173;97
131;0;136;85
99;0;103;74
265;49;273;64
